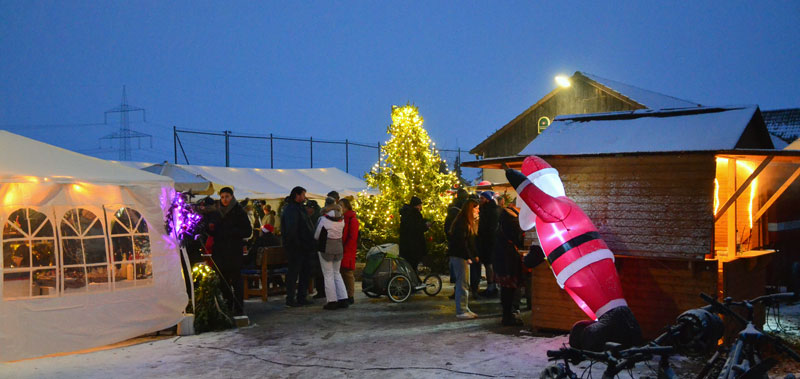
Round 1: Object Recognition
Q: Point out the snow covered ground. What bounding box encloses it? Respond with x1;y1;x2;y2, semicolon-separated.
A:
3;285;799;378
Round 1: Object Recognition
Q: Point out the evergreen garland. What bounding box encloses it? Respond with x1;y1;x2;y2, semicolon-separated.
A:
192;264;234;333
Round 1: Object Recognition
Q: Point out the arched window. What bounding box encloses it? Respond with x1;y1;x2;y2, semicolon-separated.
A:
2;208;56;299
60;208;110;294
108;207;152;289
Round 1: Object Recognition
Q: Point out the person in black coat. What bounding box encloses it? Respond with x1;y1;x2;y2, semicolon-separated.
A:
399;196;429;272
280;186;316;307
473;191;500;298
207;187;252;316
493;204;525;325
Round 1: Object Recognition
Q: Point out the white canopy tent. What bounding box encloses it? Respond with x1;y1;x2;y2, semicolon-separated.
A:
125;163;374;200
0;131;187;361
141;162;226;195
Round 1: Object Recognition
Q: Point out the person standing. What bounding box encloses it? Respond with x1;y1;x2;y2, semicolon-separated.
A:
207;187;252;316
493;204;525;326
305;200;326;299
315;198;349;310
280;186;315;307
399;196;428;272
339;198;359;304
473;191;500;298
449;199;479;319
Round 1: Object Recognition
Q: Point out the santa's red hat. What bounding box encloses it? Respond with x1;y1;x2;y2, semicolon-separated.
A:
261;224;275;234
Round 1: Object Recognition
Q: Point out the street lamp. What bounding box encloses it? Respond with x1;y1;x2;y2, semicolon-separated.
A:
555;75;571;88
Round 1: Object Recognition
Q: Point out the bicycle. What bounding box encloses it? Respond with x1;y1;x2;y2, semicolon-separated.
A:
694;292;800;379
541;343;676;379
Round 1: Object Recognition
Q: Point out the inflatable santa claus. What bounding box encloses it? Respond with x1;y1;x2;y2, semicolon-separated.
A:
507;155;641;351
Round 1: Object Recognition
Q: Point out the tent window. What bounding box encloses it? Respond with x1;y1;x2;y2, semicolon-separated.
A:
60;208;110;294
2;208;57;299
109;207;153;289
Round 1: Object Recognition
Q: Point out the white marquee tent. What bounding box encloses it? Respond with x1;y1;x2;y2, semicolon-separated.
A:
0;131;187;361
120;162;374;200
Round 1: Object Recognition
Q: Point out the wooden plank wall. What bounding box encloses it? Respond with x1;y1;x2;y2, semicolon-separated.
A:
531;256;718;339
482;80;641;158
547;154;716;260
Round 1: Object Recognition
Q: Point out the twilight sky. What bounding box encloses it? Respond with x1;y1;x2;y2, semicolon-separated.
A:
1;1;798;178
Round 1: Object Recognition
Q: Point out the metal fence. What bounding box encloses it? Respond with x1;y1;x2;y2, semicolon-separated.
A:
172;127;474;179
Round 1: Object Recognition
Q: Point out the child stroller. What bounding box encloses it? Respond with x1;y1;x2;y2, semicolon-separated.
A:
361;243;442;302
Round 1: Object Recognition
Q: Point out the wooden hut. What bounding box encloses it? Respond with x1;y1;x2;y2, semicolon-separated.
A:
463;106;800;338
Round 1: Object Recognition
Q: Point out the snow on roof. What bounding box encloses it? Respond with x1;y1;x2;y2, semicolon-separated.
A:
519;106;761;156
580;72;702;110
762;108;800;142
771;135;789;150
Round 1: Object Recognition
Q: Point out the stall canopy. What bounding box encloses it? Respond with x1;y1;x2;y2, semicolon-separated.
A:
141;162;225;195
126;162;373;200
0;131;187;361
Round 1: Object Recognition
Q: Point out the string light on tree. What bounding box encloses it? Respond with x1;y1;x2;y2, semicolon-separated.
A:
354;104;457;252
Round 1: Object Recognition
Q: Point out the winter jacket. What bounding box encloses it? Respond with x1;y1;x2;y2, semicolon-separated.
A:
448;218;477;261
315;210;344;261
477;200;500;261
341;209;359;270
280;201;316;258
208;201;252;273
492;206;524;287
399;204;428;264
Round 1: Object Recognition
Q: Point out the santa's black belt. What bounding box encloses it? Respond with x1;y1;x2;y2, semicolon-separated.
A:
546;231;601;265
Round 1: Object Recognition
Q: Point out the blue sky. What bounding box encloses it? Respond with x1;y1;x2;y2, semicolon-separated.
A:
1;1;798;178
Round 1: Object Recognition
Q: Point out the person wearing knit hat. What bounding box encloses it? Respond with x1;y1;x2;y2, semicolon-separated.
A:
399;195;428;272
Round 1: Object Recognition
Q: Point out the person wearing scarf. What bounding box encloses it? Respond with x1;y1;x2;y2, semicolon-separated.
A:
208;187;252;316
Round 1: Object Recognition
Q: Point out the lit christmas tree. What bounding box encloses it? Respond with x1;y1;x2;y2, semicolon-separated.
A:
355;105;457;267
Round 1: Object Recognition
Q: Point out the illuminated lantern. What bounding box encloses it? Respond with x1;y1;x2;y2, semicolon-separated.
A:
507;155;641;350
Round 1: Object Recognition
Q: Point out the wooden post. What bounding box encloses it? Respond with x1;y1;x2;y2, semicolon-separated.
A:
727;158;737;258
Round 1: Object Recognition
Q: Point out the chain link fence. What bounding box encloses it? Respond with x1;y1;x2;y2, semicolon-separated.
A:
173;127;478;181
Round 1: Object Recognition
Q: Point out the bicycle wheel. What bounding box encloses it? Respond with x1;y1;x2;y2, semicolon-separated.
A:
423;274;442;296
387;274;412;303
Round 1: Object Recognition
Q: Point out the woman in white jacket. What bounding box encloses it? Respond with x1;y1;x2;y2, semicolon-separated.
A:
315;198;349;310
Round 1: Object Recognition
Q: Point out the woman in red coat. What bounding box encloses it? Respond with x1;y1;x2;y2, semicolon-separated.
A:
339;198;359;304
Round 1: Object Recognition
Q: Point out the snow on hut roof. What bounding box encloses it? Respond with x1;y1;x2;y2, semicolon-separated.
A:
762;108;800;142
519;106;769;156
580;72;702;110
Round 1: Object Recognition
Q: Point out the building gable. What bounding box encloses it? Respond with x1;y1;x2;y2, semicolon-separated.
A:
471;71;700;158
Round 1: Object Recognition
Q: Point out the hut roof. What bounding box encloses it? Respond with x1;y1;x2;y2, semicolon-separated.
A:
518;105;772;156
469;71;701;155
580;72;701;109
762;108;800;143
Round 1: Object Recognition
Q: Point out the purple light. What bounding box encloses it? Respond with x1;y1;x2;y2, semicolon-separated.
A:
167;191;202;241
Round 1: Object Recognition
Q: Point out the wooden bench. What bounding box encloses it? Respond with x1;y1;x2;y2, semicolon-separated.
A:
242;246;288;301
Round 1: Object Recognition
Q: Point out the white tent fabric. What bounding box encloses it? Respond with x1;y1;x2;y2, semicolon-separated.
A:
155;165;372;200
0;131;187;361
141;162;224;195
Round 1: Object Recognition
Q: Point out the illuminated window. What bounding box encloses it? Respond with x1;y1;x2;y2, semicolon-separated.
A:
2;208;56;299
108;207;152;289
60;208;110;294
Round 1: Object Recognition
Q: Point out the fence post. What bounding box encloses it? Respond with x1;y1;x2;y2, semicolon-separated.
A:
345;139;349;173
309;137;313;168
173;126;177;164
269;133;274;169
225;130;230;167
